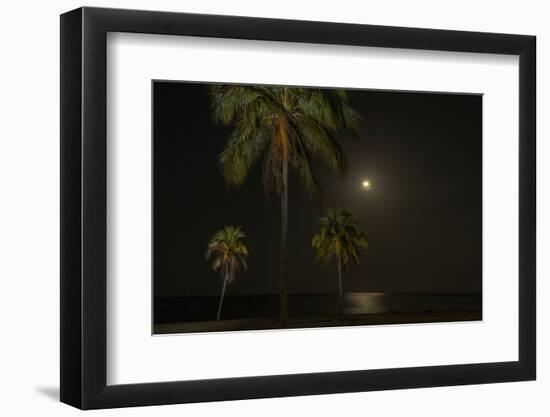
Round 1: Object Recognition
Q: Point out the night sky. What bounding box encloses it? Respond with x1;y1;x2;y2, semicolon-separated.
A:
153;82;482;297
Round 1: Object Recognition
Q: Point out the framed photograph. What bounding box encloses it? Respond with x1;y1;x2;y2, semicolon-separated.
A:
60;7;536;409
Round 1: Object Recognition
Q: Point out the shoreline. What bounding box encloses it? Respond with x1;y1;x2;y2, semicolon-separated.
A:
154;310;482;335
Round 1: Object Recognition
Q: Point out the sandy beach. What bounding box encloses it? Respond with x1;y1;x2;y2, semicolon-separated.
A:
154;310;482;334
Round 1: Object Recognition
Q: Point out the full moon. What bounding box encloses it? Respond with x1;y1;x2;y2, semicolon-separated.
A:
362;180;371;189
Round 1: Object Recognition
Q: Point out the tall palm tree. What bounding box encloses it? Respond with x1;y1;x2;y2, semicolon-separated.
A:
211;85;358;326
206;226;249;321
312;209;369;316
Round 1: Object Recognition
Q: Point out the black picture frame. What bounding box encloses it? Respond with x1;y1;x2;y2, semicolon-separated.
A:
60;6;536;410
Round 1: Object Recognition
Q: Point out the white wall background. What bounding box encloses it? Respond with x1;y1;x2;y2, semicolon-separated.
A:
0;0;545;415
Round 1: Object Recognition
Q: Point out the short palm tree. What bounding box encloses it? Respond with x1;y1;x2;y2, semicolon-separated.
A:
312;209;369;316
211;85;358;325
206;226;249;320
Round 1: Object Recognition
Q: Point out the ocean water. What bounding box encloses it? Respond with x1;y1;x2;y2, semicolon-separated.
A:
154;292;482;324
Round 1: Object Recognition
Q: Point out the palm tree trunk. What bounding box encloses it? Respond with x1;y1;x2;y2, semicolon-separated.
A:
337;259;343;316
280;158;289;326
217;273;229;321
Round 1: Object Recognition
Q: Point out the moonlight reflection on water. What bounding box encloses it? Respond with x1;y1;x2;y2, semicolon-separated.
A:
155;292;482;325
343;292;482;315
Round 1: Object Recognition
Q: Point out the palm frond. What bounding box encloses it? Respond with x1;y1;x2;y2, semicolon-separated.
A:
205;226;249;281
290;114;346;173
288;139;321;198
210;85;264;124
211;84;361;198
218;118;270;186
312;209;369;270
